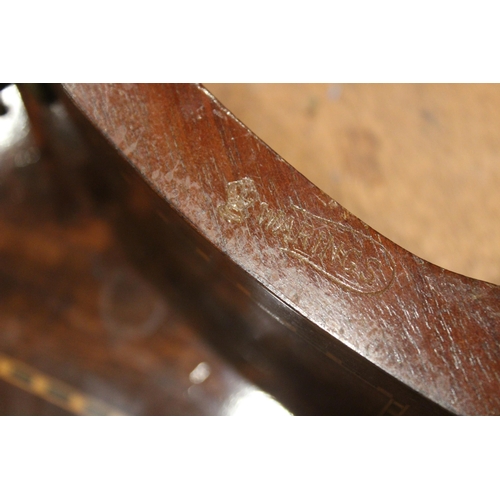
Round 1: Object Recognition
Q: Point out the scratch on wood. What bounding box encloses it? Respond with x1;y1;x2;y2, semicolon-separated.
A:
236;282;251;296
253;300;297;332
326;352;343;365
218;178;395;294
195;248;210;262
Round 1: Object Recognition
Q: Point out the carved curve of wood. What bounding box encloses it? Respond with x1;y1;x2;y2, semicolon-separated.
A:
59;84;500;415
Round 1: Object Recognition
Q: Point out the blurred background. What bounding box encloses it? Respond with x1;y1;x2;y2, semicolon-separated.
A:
206;84;500;286
0;84;498;415
0;84;297;416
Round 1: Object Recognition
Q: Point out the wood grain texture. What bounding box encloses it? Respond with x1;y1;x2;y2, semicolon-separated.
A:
59;84;500;415
0;85;290;416
205;84;500;286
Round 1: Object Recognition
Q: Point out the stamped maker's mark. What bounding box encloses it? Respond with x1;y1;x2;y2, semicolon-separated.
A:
219;178;395;294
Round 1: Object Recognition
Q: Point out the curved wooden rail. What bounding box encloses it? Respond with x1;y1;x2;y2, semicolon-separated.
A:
59;84;500;415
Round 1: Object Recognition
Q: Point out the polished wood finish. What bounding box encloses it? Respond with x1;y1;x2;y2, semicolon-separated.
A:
205;84;500;286
58;83;500;415
0;85;288;416
1;83;499;414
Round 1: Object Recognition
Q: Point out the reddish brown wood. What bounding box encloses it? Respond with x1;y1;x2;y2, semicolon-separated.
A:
0;85;291;416
58;83;500;415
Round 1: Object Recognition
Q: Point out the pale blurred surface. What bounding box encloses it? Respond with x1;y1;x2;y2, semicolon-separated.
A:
205;84;500;285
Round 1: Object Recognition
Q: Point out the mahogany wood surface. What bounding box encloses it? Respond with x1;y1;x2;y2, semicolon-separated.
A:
59;83;500;415
1;83;499;414
0;85;290;416
206;84;500;286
